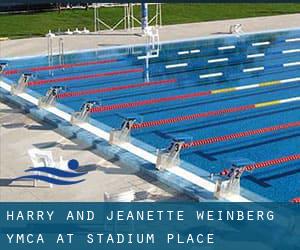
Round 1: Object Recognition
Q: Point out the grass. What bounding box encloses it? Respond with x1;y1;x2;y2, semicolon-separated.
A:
0;3;299;39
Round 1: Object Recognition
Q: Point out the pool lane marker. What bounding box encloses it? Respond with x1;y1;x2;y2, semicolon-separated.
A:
252;41;270;46
90;77;300;113
199;72;223;79
27;68;144;86
247;53;265;58
3;59;118;75
208;58;228;63
241;154;300;172
137;54;159;60
177;51;189;55
218;45;235;50
283;61;300;67
165;63;188;69
131;96;300;129
182;121;300;148
177;49;201;55
243;67;264;73
282;49;300;54
285;38;300;43
190;49;201;54
57;78;177;99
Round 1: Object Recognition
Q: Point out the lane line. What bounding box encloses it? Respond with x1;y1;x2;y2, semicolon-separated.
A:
243;67;264;73
90;77;300;113
3;59;118;75
28;68;144;86
208;58;228;63
247;53;265;58
132;96;300;129
166;63;188;69
218;45;235;50
182;121;300;148
199;72;223;78
252;41;270;46
57;79;177;99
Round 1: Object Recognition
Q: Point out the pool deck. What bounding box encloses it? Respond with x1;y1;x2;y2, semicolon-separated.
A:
0;14;299;202
1;13;299;58
0;101;191;201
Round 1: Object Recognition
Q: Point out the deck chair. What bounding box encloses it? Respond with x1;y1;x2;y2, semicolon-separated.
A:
28;148;56;188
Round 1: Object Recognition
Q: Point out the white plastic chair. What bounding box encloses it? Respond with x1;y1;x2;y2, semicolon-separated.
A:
28;148;56;188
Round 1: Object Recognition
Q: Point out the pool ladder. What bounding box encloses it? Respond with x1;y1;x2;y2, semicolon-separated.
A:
58;38;65;69
47;36;53;75
47;36;65;75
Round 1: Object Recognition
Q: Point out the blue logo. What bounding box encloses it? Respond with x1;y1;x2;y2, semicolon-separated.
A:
13;159;87;185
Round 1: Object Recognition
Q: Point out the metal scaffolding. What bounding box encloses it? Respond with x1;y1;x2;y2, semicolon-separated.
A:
93;3;162;32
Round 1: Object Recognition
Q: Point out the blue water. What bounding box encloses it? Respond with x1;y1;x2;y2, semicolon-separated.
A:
2;29;300;201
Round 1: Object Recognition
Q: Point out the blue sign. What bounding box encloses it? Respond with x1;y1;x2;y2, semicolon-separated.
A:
0;203;299;250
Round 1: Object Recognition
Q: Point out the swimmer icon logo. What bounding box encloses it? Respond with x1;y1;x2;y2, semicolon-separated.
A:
13;159;87;185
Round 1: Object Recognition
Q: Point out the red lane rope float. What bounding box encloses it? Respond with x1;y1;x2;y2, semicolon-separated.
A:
57;78;177;99
3;59;118;75
131;105;255;129
182;121;300;148
28;68;143;86
291;197;300;203
90;90;213;113
241;154;300;172
219;154;300;177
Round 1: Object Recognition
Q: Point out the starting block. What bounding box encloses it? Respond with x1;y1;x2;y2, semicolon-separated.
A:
0;62;7;74
71;101;99;124
156;135;192;170
38;86;65;108
214;158;254;199
11;73;32;95
109;114;143;145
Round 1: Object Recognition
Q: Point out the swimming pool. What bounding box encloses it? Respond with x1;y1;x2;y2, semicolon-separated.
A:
1;28;300;202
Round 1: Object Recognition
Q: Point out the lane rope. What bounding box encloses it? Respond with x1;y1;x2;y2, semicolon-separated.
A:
28;68;143;86
90;77;300;113
182;121;300;148
242;154;300;172
291;197;300;203
57;78;177;98
131;96;300;129
3;59;118;75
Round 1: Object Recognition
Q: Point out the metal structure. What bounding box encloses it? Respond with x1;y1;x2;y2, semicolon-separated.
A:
0;62;7;74
156;139;185;170
71;101;99;124
46;31;55;75
11;73;32;95
58;37;65;68
213;159;253;199
93;3;162;32
214;170;242;199
137;26;160;81
109;117;137;145
38;86;64;108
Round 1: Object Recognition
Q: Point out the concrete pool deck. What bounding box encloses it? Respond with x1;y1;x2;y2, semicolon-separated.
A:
0;14;299;201
0;13;299;58
0;101;191;201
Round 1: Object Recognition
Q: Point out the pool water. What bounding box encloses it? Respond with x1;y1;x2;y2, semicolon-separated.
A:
2;28;300;201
